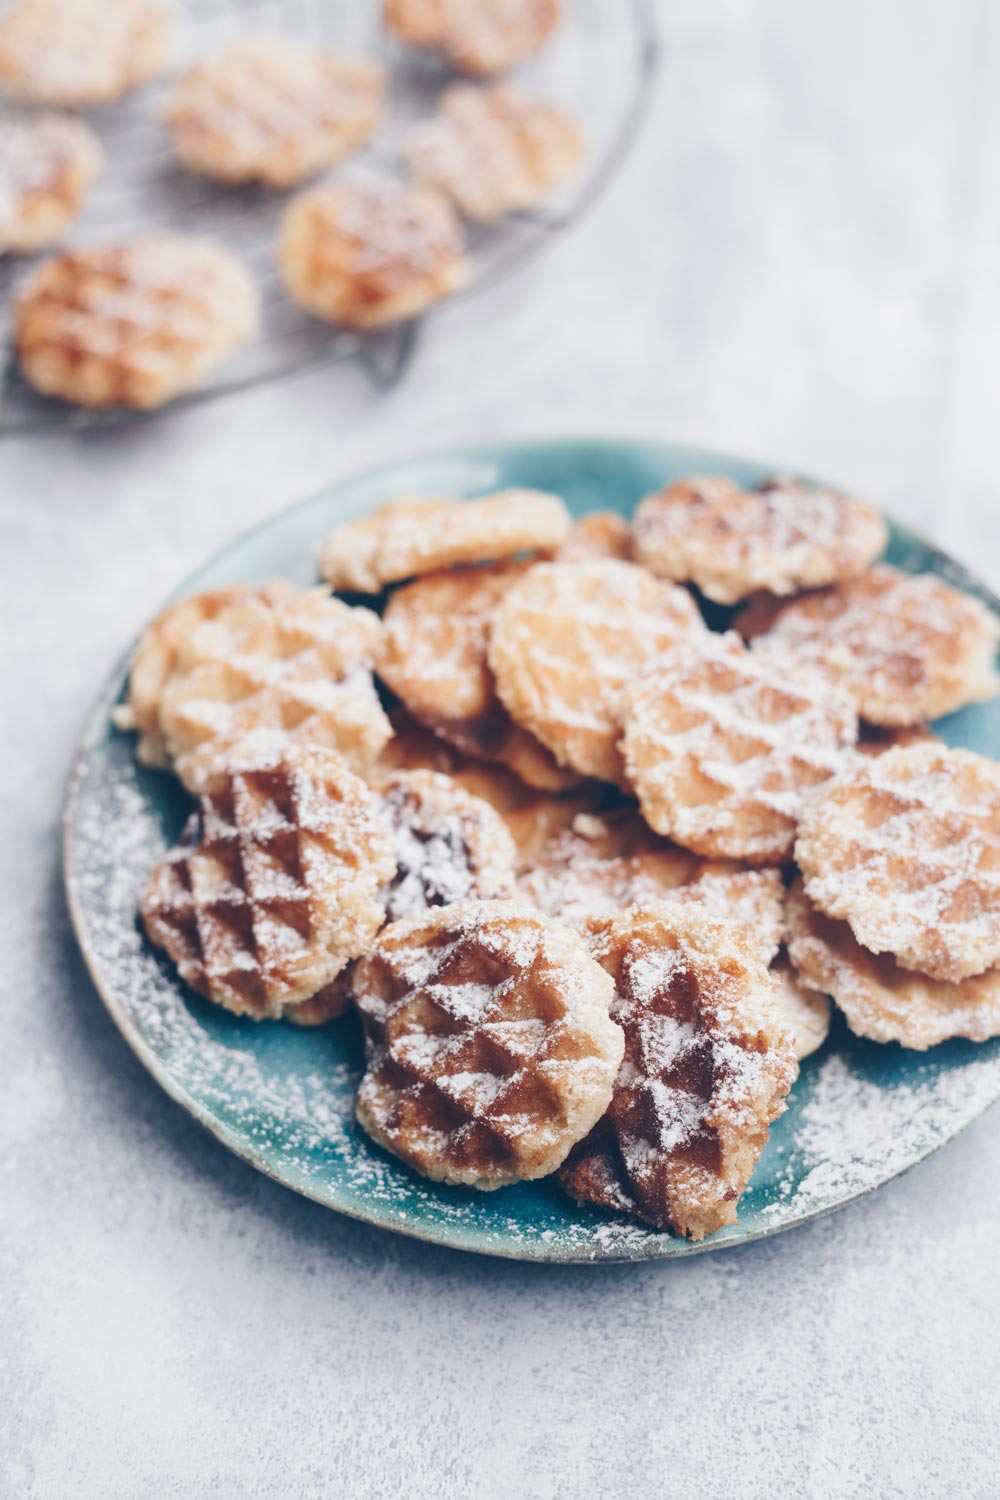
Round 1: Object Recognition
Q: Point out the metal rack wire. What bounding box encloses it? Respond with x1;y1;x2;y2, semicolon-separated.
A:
0;0;659;435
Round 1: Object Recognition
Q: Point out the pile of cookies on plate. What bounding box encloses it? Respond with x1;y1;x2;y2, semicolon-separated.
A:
115;475;1000;1238
0;0;579;408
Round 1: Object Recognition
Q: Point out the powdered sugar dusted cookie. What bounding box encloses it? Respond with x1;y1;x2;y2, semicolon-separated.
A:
740;565;1000;726
556;510;632;563
489;558;707;785
353;899;623;1189
633;475;887;605
770;951;830;1060
164;37;383;188
0;111;102;254
560;905;797;1239
784;880;1000;1050
377;561;578;790
320;489;570;593
623;632;858;863
405;81;581;222
377;769;517;921
14;234;258;409
141;734;396;1022
385;0;562;76
0;0;172;107
795;744;1000;983
118;582;391;793
279;174;470;330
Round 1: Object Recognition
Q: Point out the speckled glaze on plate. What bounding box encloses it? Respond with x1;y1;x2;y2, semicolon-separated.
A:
63;437;1000;1261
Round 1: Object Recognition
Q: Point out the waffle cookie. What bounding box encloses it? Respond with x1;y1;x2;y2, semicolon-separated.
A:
559;906;797;1239
377;770;517;922
14;234;258;409
489;558;707;785
321;489;570;594
405;82;582;223
556;510;632;563
278;175;470;331
377;561;578;790
164;37;384;188
384;0;563;76
0;111;103;254
623;632;858;863
739;565;1000;726
353;899;623;1188
118;582;391;793
632;475;887;605
784;880;1000;1050
141;733;396;1022
770;952;831;1061
0;0;171;107
795;744;1000;983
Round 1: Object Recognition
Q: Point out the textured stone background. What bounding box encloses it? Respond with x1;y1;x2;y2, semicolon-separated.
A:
3;1;1000;1495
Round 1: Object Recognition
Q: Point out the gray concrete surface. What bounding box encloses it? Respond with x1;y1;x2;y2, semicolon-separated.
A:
3;1;1000;1494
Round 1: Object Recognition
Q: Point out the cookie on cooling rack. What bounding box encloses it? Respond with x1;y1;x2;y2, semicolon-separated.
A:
559;905;797;1240
0;112;103;254
632;475;887;605
13;234;258;409
319;488;571;592
622;632;858;863
488;558;707;786
0;0;172;108
405;81;582;223
116;581;392;791
164;37;384;189
795;744;1000;984
278;174;471;331
385;0;563;76
739;564;1000;726
352;899;623;1189
377;560;580;791
141;732;396;1024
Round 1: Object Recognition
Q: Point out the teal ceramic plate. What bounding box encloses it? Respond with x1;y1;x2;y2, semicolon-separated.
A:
63;437;1000;1261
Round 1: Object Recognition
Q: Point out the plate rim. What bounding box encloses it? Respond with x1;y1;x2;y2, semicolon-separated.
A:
62;431;1000;1262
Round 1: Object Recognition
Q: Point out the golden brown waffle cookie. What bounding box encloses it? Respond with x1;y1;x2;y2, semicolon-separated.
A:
378;770;517;922
666;866;785;965
633;475;887;606
769;952;830;1060
141;733;396;1022
114;586;253;768
489;558;707;785
377;561;578;790
164;37;384;188
118;581;391;794
559;906;797;1239
739;565;1000;726
516;804;720;930
405;81;581;223
353;899;623;1188
369;706;599;868
278;175;470;331
784;880;1000;1050
795;744;1000;983
14;234;258;409
623;632;858;863
0;0;172;106
556;510;632;562
385;0;562;76
320;489;570;593
0;111;102;254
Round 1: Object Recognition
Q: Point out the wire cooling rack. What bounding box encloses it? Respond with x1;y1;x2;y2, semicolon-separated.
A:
0;0;658;435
